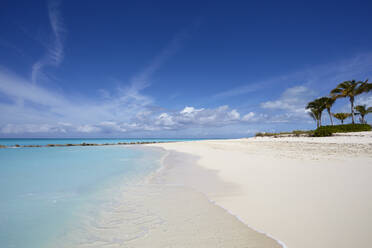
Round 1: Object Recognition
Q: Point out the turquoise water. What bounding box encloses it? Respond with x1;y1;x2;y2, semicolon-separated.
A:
0;138;202;147
0;145;165;248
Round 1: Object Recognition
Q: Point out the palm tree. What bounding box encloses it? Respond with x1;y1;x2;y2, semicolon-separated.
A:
330;80;365;124
354;105;372;124
308;108;322;128
332;113;351;124
359;79;371;93
306;98;327;128
322;97;336;125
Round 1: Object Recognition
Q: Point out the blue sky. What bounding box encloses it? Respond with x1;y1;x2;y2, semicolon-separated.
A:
0;0;372;138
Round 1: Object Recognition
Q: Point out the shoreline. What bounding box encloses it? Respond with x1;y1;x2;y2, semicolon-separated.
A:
149;149;287;248
59;145;281;248
148;131;372;248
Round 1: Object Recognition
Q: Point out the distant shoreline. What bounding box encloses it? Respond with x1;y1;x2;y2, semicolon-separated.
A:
0;141;169;149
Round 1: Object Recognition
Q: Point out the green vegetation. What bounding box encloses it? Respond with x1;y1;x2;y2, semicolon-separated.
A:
330;80;368;124
256;124;372;139
332;113;351;124
256;124;371;138
324;97;336;125
306;97;336;128
255;130;312;137
254;79;372;138
360;80;372;93
306;98;327;128
313;124;371;137
305;79;372;128
312;128;333;137
354;105;372;124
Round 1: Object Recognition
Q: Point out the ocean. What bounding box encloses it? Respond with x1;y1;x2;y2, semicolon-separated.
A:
0;140;170;248
0;138;200;147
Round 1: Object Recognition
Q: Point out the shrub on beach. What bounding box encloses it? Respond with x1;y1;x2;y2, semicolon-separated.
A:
255;132;281;137
292;130;312;136
312;128;333;137
255;130;311;137
256;124;370;138
313;124;371;137
255;132;268;137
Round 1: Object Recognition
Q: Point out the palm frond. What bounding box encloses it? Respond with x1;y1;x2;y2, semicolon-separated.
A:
330;88;343;94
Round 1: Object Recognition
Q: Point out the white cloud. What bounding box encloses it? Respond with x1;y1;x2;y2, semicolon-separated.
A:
159;106;243;129
0;16;192;135
258;85;322;124
76;125;101;133
0;0;197;136
0;65;261;134
261;86;316;115
180;106;204;115
3;5;371;136
1;123;68;134
356;94;372;106
0;67;154;132
98;121;127;132
242;112;255;121
155;113;176;127
32;0;65;83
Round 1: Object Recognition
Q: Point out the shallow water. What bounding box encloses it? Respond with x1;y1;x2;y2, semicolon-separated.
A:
0;145;164;248
0;142;281;248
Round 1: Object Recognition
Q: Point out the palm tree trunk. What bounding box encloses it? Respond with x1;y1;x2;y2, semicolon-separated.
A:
362;115;365;124
350;97;355;124
341;119;344;124
319;114;322;126
327;108;333;125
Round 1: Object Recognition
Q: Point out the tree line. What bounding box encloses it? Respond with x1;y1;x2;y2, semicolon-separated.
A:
306;80;372;128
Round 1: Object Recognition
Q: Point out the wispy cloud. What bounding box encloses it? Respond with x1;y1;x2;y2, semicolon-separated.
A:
31;0;65;83
213;53;372;99
0;67;153;131
259;85;317;123
130;29;191;89
210;53;372;126
0;19;206;136
2;4;371;136
212;82;263;99
261;86;316;114
0;64;260;135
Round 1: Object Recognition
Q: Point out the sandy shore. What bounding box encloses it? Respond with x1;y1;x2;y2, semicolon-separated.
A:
64;147;281;248
149;132;372;248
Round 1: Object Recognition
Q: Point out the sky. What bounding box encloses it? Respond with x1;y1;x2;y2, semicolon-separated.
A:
0;0;372;138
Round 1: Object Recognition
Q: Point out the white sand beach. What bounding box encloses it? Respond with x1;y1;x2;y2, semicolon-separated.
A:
63;147;282;248
149;132;372;248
